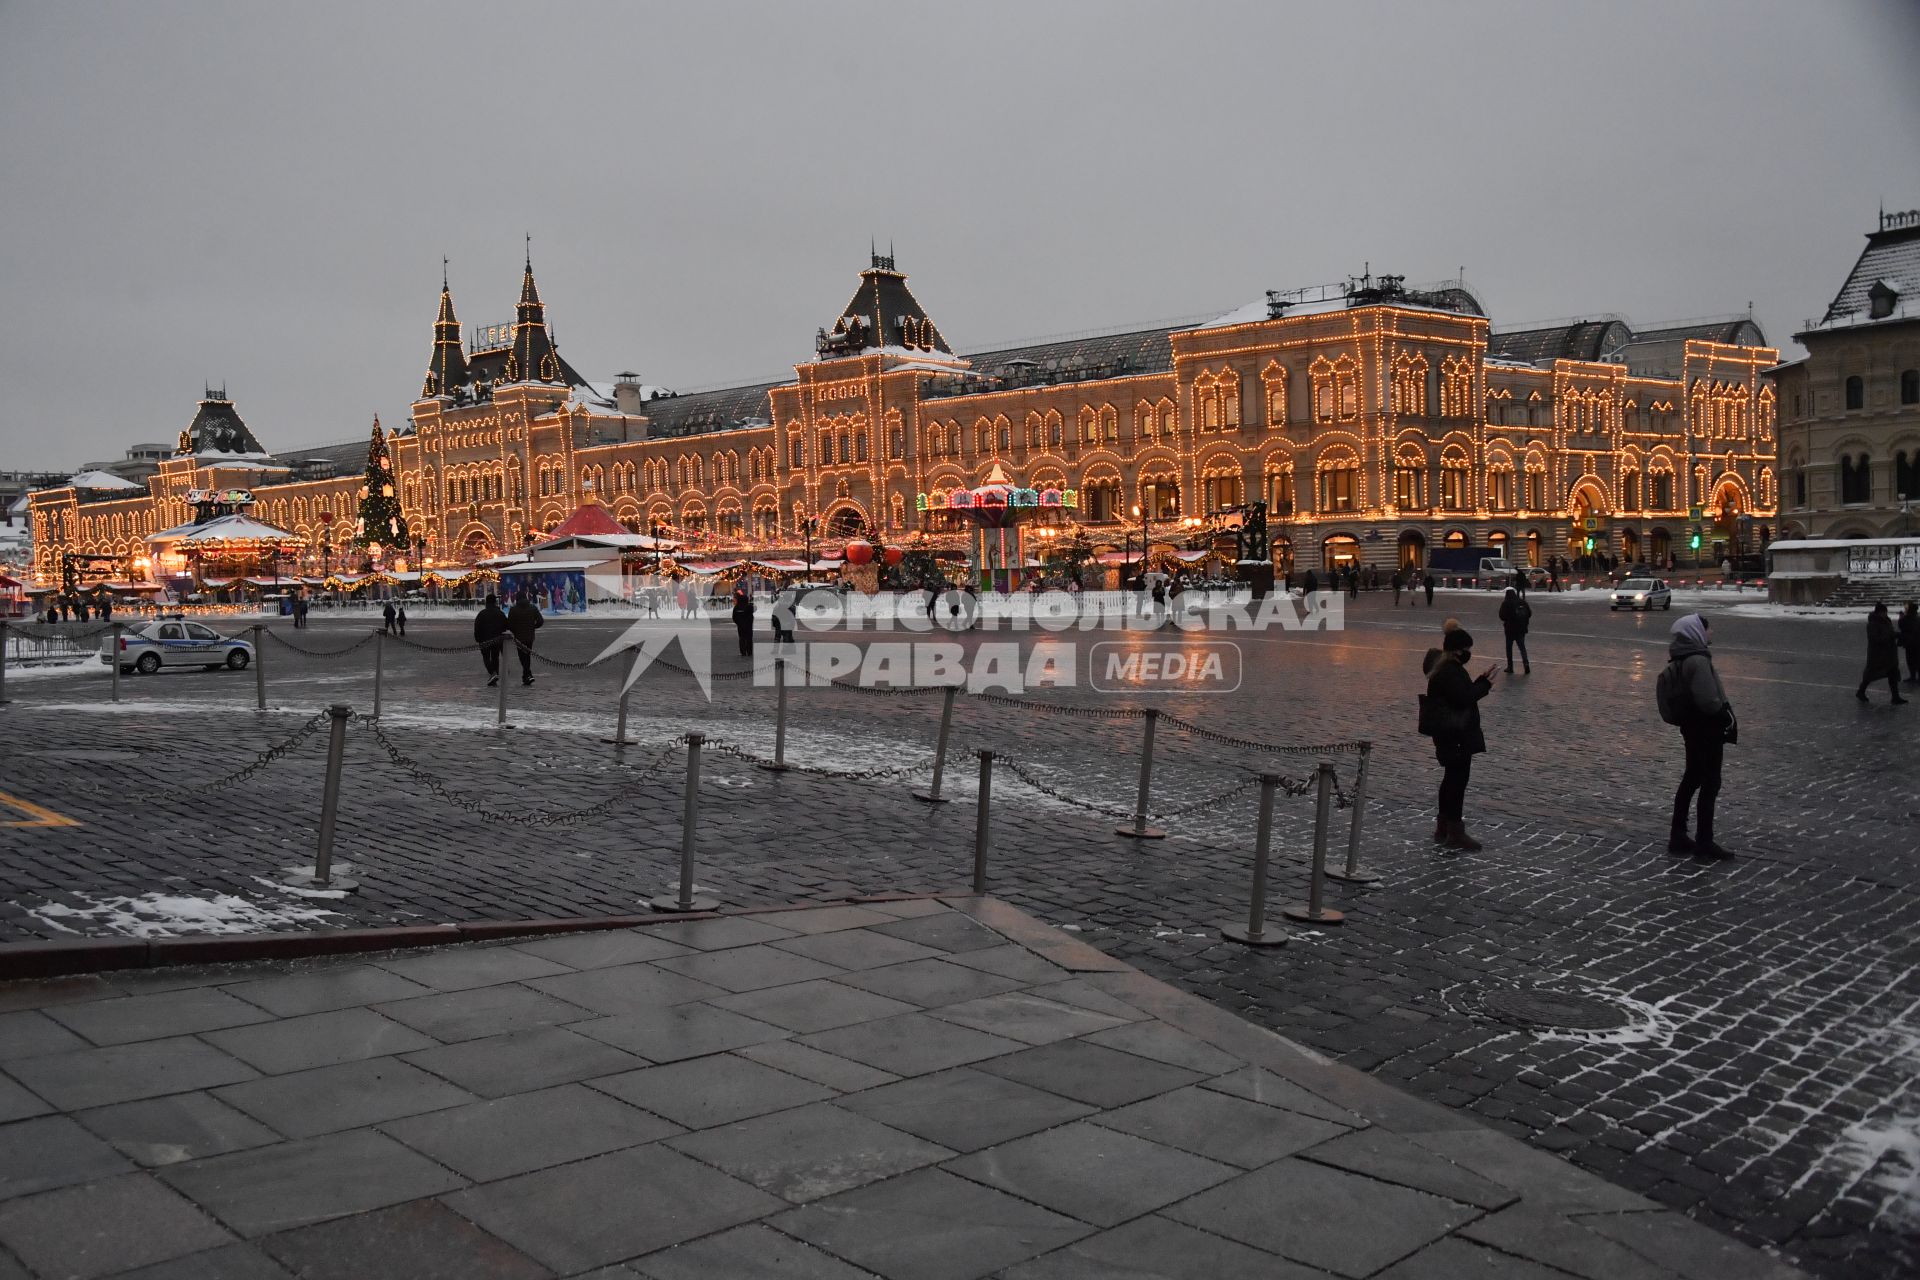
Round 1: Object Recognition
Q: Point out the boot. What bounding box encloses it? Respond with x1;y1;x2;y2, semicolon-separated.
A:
1445;820;1483;852
1432;819;1447;843
1667;827;1694;854
1695;841;1734;860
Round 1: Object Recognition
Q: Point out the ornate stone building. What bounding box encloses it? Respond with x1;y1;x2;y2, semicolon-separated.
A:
31;252;1778;582
1772;209;1920;540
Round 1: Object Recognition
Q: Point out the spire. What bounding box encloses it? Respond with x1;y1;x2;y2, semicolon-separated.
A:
422;264;469;399
510;240;560;384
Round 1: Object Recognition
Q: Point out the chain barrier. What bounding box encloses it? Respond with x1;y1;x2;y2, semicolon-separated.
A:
263;629;380;659
387;632;490;654
1158;711;1367;757
525;644;607;672
82;711;333;798
995;755;1277;822
355;717;686;826
702;737;929;780
965;690;1142;720
642;651;760;681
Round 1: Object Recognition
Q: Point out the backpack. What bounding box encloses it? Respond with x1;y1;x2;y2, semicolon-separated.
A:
1655;657;1692;726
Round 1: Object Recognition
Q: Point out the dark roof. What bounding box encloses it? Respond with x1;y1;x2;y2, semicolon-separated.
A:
1815;217;1920;329
187;397;266;454
1489;320;1630;364
815;258;952;359
423;286;470;398
639;381;780;438
267;438;367;483
1625;319;1766;347
961;325;1177;380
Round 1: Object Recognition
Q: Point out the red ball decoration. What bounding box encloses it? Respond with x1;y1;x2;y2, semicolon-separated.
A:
844;539;875;566
881;545;904;566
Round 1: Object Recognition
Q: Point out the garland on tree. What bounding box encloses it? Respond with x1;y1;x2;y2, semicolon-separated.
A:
354;418;410;552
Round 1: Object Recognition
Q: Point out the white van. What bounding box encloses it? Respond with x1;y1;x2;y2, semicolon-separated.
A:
1476;557;1520;587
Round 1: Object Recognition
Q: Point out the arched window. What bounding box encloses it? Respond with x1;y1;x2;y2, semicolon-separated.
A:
1262;363;1288;428
1897;450;1920;502
1391;352;1429;417
1845;376;1864;411
1440;355;1473;418
1840;454;1872;505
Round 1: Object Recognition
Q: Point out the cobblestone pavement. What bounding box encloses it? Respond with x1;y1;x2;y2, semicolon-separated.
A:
0;589;1914;1277
0;898;1806;1280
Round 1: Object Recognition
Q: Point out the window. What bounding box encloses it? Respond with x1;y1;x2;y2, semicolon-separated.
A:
890;427;904;459
1394;467;1422;509
1489;468;1515;512
1320;462;1358;512
1897;451;1919;502
1845;376;1864;411
1268;467;1294;516
1390;352;1429;417
1793;468;1806;506
1902;370;1919;405
1525;469;1547;510
1204;473;1240;512
1651;470;1674;510
1622;471;1640;510
1840;454;1872;504
1440;463;1466;512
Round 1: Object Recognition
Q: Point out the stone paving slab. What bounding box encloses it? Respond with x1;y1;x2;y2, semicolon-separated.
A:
0;897;1809;1280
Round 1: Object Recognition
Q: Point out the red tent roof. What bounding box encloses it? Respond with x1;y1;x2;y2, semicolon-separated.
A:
546;495;627;539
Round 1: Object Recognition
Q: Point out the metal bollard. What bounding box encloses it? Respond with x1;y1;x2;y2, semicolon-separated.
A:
971;749;994;893
371;630;384;721
110;622;122;704
1114;708;1167;839
252;625;266;711
494;644;509;732
282;704;359;891
1221;774;1286;946
758;658;790;772
1326;743;1380;884
603;645;642;747
913;683;957;803
1284;762;1346;926
652;732;718;912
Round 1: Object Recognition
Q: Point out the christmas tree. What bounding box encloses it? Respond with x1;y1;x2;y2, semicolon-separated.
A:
354;418;410;552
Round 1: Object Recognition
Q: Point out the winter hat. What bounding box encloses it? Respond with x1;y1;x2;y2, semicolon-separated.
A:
1443;628;1474;652
1670;613;1710;649
1442;617;1461;633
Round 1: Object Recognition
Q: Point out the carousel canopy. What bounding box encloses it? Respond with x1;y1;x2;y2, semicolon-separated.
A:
147;513;303;548
68;470;145;491
547;495;626;539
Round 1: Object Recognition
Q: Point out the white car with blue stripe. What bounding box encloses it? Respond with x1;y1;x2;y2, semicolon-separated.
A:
100;620;254;674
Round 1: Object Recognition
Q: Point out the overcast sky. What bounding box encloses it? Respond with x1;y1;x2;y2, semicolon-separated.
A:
2;0;1915;472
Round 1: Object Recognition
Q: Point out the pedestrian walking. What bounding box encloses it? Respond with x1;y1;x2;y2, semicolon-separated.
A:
1420;627;1495;851
396;604;407;636
506;591;543;685
1423;569;1436;608
1498;587;1532;674
1657;613;1735;858
382;600;397;635
1392;570;1404;606
1856;601;1907;704
1900;601;1920;684
731;587;756;657
1303;568;1319;595
473;593;508;686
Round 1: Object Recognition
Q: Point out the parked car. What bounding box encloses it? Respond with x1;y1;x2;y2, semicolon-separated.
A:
1609;578;1672;611
100;619;255;674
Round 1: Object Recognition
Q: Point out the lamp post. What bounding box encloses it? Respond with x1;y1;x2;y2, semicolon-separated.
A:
803;515;819;573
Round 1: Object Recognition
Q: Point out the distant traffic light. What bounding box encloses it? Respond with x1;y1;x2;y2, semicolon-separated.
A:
1689;530;1702;550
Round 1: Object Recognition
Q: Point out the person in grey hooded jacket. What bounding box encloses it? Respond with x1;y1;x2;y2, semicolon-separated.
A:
1665;613;1733;859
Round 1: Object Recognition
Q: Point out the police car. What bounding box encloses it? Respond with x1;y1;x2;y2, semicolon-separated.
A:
100;619;255;674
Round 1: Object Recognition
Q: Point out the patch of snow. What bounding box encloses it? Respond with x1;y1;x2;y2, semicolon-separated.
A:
26;889;342;938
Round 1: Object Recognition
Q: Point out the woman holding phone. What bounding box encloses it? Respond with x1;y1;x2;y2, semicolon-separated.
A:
1422;627;1497;850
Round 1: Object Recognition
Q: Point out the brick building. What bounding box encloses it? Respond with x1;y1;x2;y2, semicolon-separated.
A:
30;252;1778;583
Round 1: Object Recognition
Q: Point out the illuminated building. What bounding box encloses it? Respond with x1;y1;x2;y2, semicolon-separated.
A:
1772;208;1920;541
30;251;1777;583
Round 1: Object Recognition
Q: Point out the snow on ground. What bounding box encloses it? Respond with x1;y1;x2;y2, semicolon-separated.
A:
24;888;342;937
0;658;104;680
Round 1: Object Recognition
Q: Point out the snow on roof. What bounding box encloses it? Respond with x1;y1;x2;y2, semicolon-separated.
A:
148;514;303;545
1199;295;1460;330
67;470;144;490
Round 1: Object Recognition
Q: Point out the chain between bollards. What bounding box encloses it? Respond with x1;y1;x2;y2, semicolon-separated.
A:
1221;773;1285;946
914;683;958;803
1115;707;1167;839
1326;741;1379;884
251;624;266;711
1284;762;1345;926
758;658;790;772
282;704;359;892
652;732;717;912
972;749;994;893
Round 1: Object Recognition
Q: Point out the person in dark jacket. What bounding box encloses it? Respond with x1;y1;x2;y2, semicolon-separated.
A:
1664;613;1734;858
1302;568;1318;595
731;587;756;657
1497;587;1532;674
1423;569;1436;607
1391;570;1404;606
1422;627;1495;850
1900;601;1920;685
395;604;407;636
382;600;397;635
506;592;543;685
1857;601;1907;704
473;594;508;686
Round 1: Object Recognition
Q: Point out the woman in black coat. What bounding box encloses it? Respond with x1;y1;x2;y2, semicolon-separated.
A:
1423;627;1496;849
1900;601;1920;685
1857;602;1907;704
731;588;756;657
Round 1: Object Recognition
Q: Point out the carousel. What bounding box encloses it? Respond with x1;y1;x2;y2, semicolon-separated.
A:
917;463;1079;591
146;510;306;595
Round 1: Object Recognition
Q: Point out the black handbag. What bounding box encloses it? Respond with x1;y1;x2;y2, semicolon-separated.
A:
1417;693;1466;738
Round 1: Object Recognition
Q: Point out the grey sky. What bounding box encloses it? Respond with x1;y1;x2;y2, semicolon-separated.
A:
2;0;1915;472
